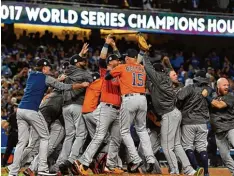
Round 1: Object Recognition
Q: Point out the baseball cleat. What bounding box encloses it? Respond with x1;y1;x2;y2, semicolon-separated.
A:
146;163;154;173
194;167;204;176
58;163;69;175
130;161;143;172
73;160;89;176
23;168;35;176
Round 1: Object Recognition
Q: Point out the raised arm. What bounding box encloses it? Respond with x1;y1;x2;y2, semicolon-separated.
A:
99;34;114;68
142;52;163;86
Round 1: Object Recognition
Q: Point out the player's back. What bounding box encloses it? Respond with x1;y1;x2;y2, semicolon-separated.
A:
118;63;146;95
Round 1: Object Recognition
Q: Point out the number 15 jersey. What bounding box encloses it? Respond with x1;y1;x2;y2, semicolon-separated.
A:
109;63;146;95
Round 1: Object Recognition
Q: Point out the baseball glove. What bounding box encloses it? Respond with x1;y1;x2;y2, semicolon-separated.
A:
136;32;151;51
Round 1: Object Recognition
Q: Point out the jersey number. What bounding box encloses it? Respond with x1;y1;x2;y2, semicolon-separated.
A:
132;73;143;87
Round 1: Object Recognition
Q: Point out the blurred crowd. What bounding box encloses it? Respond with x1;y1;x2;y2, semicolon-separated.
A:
1;30;234;117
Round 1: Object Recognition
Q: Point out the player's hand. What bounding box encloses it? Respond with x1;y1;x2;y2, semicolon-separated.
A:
105;34;113;45
79;43;89;57
58;74;67;82
202;89;208;97
81;82;90;88
110;40;117;50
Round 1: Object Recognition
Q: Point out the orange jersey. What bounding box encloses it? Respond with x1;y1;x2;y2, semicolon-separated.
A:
109;63;146;95
82;79;103;113
99;68;121;107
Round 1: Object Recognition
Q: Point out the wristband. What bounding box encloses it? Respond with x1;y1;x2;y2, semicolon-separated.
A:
104;43;109;48
139;50;145;56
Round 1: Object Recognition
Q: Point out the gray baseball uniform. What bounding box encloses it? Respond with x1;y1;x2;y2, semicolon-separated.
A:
83;112;110;147
105;61;156;166
138;129;161;173
181;124;208;152
177;82;210;174
7;72;73;176
209;93;234;174
59;65;92;164
79;102;121;168
20;126;40;167
215;129;234;174
143;56;196;175
29;119;65;171
120;94;155;164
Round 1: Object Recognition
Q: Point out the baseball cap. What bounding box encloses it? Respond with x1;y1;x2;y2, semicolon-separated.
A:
107;54;119;64
36;59;52;68
70;54;86;65
123;49;138;59
62;61;70;70
193;70;209;83
92;72;100;81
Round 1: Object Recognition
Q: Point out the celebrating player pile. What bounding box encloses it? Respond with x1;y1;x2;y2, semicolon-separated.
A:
5;33;234;176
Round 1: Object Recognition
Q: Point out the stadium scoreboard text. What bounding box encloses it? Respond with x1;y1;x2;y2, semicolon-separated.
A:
1;2;234;37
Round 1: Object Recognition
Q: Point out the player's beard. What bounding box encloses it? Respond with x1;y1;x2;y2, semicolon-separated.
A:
218;87;229;95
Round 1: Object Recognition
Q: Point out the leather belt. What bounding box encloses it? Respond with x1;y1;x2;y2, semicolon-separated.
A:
123;93;145;98
105;103;120;110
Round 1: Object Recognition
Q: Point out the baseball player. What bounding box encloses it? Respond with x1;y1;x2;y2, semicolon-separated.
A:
58;44;93;174
20;73;68;168
82;72;102;139
177;70;211;176
138;36;203;176
203;78;234;176
23;90;66;176
169;70;184;94
105;48;156;173
74;36;123;175
7;58;88;176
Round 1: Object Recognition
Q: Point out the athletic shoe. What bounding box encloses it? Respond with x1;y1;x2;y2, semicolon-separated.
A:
146;163;154;173
59;162;69;175
23;168;35;176
204;174;210;176
89;152;107;174
194;167;204;176
130;161;143;172
104;166;124;174
70;163;79;175
73;160;89;176
5;167;16;176
37;171;57;176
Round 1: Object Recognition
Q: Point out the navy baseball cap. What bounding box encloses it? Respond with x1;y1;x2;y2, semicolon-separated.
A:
62;61;70;70
193;70;209;83
123;49;138;59
107;54;119;64
92;72;100;81
36;59;52;68
70;54;86;65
